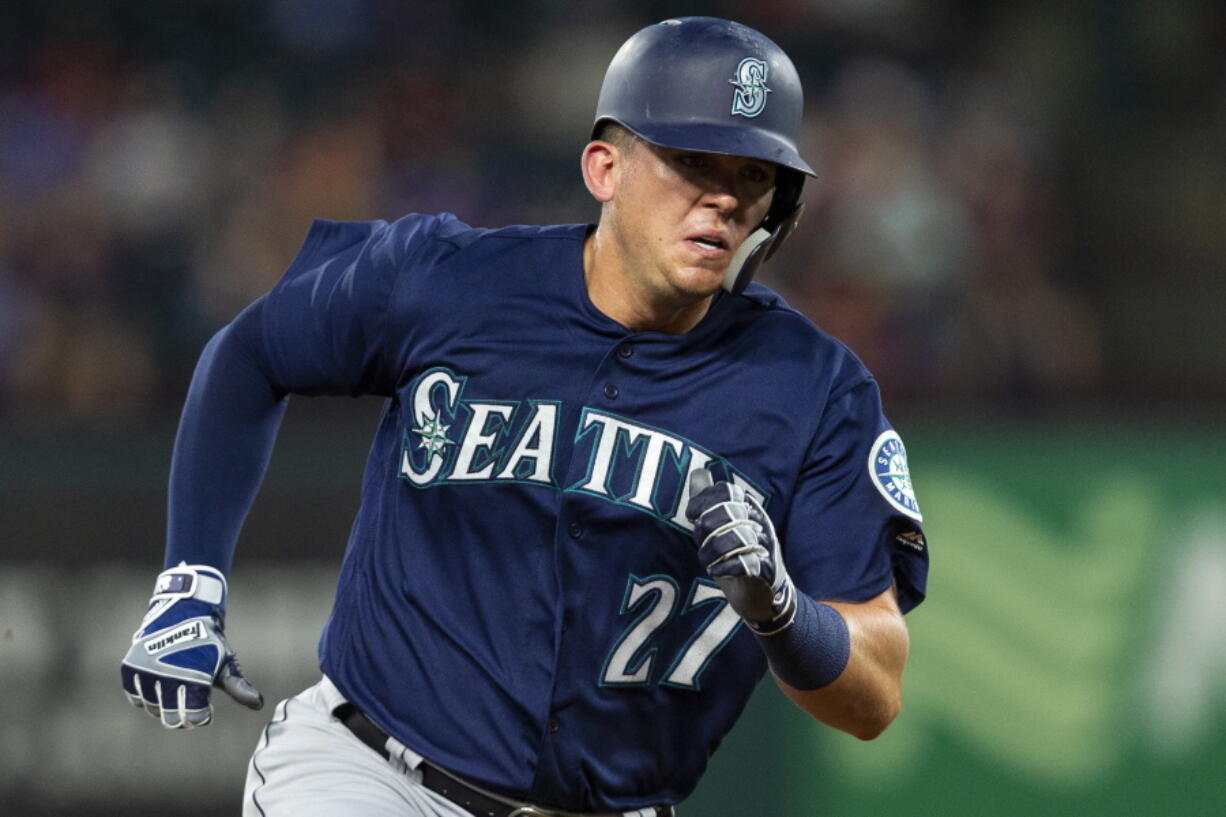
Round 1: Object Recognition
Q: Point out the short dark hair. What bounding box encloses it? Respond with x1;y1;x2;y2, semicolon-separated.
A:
593;121;641;154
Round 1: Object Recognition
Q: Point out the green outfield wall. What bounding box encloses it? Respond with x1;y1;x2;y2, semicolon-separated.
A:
687;424;1226;816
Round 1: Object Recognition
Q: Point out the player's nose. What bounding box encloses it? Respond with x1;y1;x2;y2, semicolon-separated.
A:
698;169;740;214
697;155;767;217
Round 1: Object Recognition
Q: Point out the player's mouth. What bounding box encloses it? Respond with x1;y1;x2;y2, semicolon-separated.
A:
685;231;731;259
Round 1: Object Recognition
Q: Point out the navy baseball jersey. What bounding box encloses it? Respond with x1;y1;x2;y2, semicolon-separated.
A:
245;213;927;811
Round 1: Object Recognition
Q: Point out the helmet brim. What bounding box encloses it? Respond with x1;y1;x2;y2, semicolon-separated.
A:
595;116;815;177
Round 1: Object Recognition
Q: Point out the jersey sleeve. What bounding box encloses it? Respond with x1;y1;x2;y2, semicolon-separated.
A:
260;214;444;397
781;376;929;614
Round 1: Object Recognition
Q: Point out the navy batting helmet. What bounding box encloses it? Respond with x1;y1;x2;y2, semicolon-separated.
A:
593;17;815;294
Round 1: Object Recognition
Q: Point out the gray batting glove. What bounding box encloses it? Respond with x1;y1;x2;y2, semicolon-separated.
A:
686;470;797;635
121;563;263;728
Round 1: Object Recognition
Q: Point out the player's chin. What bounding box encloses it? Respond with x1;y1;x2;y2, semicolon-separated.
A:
670;266;725;299
671;256;728;294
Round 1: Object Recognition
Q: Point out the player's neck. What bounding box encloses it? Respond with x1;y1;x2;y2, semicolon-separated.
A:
582;230;713;335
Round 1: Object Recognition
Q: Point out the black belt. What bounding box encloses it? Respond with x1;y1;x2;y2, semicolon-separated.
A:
334;703;674;817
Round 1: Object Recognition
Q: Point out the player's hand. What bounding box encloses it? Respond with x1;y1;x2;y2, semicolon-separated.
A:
686;471;797;635
120;563;264;728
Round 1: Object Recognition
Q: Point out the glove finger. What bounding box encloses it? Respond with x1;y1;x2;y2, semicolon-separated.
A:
184;705;214;728
181;683;214;729
158;680;183;729
713;550;764;579
743;493;770;527
131;673;163;719
703;518;762;549
687;469;714;513
121;665;148;710
712;539;777;586
217;659;264;711
695;500;752;540
175;680;214;727
699;522;764;566
686;474;744;521
742;494;788;588
146;678;167;722
706;544;766;580
153;679;213;729
743;495;780;550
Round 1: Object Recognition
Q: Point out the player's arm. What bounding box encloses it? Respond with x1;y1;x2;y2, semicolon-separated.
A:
121;298;288;727
686;472;909;740
164;298;290;571
773;585;908;740
161;215;431;573
122;217;423;728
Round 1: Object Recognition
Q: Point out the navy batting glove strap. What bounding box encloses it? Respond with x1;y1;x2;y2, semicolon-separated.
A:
686;470;797;635
120;563;263;729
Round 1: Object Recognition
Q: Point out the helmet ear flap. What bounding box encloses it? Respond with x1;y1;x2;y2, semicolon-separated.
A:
763;203;805;263
721;168;807;294
764;168;803;230
762;167;804;263
722;228;777;295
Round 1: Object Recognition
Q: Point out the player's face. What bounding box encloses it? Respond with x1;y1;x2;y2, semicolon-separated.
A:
611;143;776;302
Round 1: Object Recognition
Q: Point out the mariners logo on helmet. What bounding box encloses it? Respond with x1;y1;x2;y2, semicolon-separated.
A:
730;57;771;118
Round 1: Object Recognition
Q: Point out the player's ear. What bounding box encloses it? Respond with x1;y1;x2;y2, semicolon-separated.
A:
581;141;618;204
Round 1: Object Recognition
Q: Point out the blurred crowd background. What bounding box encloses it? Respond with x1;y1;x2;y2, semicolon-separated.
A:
1;0;1222;426
2;1;1225;816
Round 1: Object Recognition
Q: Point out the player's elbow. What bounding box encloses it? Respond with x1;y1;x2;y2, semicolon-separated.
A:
849;701;900;741
843;689;902;741
787;679;903;740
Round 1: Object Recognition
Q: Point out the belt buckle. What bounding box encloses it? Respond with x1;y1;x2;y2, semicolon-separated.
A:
507;809;555;817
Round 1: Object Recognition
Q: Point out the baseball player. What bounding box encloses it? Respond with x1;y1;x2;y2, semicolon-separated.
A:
121;17;928;817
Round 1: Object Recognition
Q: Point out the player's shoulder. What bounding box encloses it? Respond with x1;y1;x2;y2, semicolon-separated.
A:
426;218;589;251
385;216;589;269
299;214;587;270
727;281;874;391
300;212;586;244
287;212;461;270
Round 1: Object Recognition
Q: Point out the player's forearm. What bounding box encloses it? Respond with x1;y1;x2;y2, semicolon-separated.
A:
165;298;288;573
773;587;909;740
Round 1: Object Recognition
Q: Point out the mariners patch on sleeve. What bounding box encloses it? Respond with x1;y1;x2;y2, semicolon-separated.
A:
868;430;923;521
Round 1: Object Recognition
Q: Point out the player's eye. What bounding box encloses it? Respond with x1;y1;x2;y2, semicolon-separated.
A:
677;154;711;170
741;164;772;185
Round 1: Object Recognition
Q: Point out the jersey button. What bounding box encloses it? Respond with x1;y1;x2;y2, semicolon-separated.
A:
568;521;583;540
603;383;619;399
617;344;634;359
548;717;561;733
